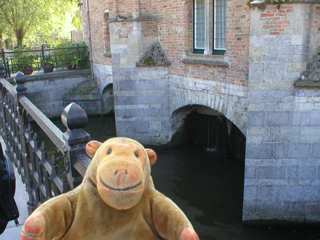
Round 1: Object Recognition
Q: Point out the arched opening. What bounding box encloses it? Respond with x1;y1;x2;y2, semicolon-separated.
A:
171;105;246;160
152;104;246;239
101;83;114;114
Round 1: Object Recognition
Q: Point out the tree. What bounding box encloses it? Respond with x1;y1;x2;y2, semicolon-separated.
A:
0;0;81;47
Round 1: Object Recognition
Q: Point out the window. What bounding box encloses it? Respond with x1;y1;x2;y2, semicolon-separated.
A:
194;0;206;52
193;0;226;55
103;9;111;56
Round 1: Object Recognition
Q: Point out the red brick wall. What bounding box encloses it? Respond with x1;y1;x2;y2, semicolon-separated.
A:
156;0;250;87
81;0;112;65
81;0;251;87
259;4;294;35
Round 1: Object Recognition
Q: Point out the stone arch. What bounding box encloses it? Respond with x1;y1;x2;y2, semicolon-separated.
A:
102;83;114;114
102;83;113;95
169;84;246;136
170;104;246;160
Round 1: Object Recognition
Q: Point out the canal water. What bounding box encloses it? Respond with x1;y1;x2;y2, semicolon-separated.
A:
35;115;320;240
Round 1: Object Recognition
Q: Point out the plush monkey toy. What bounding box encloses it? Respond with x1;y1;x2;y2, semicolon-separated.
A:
21;137;199;240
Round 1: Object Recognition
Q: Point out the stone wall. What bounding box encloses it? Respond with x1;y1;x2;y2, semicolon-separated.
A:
244;2;320;223
22;70;109;118
113;67;170;145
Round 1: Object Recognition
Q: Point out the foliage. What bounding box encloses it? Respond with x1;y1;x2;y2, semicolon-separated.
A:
53;41;90;69
10;46;37;73
0;0;81;47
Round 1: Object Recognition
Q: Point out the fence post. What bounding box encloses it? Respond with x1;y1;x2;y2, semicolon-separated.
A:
77;43;80;59
1;50;6;78
15;72;28;98
41;45;45;72
61;102;91;189
14;71;37;213
0;61;4;78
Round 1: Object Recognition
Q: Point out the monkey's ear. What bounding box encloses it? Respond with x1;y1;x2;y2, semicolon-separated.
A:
85;140;102;159
146;149;157;166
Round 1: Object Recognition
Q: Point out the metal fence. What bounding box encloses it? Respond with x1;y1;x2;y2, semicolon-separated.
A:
1;44;90;78
0;61;91;214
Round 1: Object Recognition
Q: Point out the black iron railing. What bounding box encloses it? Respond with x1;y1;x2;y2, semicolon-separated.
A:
1;44;90;78
0;61;91;214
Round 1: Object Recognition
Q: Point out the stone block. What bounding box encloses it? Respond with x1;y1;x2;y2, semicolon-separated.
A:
246;143;274;159
298;166;317;180
257;166;286;180
312;143;320;158
248;63;264;82
301;112;320;126
287;165;299;180
248;90;294;103
285;202;306;218
291;35;305;45
132;121;150;133
243;185;257;202
291;112;302;126
118;80;136;91
137;79;168;91
122;109;138;118
306;202;320;221
114;95;162;105
263;62;287;82
250;36;262;47
137;108;159;117
274;143;286;159
257;185;280;203
115;120;133;134
247;111;265;127
266;111;290;126
244;166;256;179
242;201;259;221
287;143;311;159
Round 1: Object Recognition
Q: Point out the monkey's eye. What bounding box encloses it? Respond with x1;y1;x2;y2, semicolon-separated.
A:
134;152;139;158
107;149;112;155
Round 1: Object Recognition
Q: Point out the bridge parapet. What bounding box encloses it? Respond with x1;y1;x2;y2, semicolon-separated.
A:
0;62;91;214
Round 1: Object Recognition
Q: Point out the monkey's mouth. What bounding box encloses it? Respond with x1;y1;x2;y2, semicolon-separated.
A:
100;177;142;192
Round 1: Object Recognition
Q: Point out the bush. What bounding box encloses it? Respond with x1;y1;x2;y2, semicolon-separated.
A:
53;41;90;69
10;46;37;75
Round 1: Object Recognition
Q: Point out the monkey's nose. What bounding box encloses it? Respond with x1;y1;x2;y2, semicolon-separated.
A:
115;170;128;186
115;170;128;175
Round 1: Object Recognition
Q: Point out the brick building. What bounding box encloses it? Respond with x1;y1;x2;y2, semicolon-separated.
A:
79;0;320;223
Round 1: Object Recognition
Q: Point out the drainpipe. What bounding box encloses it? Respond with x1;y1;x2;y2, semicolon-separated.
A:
86;0;94;80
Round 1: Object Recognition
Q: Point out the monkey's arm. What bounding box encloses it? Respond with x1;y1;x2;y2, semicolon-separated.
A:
21;190;78;240
151;192;199;240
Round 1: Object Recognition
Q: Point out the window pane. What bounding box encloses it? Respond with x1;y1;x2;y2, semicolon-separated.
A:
214;0;226;50
194;0;205;50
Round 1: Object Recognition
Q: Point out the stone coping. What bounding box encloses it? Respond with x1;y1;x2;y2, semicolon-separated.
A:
294;80;320;88
108;18;157;23
8;69;92;82
181;54;230;67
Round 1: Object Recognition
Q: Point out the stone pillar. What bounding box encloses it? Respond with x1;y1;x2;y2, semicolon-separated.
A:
243;3;320;223
109;19;171;145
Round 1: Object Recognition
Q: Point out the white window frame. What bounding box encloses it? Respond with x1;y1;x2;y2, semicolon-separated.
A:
193;0;226;55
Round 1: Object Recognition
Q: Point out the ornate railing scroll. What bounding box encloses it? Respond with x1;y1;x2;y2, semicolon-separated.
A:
0;61;91;214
